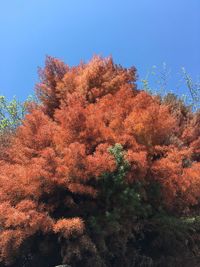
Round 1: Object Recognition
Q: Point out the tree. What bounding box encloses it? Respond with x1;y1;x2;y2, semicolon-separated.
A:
0;96;29;133
0;56;200;267
0;96;33;161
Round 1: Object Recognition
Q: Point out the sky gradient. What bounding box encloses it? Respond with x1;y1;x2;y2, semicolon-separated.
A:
0;0;199;101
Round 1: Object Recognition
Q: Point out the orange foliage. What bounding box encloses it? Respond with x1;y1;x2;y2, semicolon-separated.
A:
0;56;200;263
54;218;84;238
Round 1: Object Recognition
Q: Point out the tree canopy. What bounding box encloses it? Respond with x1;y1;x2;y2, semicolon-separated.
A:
0;56;200;267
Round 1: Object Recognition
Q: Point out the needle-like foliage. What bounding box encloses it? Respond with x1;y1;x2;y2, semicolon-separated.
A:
0;56;200;267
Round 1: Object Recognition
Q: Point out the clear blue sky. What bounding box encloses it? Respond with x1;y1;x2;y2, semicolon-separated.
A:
0;0;199;101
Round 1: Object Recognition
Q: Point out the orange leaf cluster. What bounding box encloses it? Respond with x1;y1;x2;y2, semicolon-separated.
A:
0;56;200;263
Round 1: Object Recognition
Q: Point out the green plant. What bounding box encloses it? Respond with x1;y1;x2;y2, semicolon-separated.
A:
141;64;200;111
181;67;200;110
89;144;151;233
0;96;30;134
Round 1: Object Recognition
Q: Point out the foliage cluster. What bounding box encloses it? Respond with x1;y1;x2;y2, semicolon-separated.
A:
0;56;200;266
0;96;33;162
0;96;29;133
141;63;200;111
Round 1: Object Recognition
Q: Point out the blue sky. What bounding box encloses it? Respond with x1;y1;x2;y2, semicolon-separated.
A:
0;0;199;101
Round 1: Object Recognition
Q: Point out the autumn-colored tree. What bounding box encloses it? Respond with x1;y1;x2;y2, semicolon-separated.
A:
0;56;200;267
